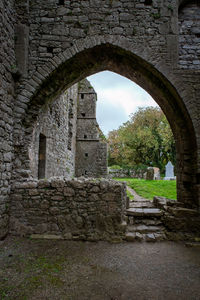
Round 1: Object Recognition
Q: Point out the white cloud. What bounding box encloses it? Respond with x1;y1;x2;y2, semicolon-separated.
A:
95;97;128;135
87;71;158;135
97;86;156;116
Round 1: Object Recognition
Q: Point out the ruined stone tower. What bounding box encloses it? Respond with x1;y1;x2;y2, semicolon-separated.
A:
75;80;108;178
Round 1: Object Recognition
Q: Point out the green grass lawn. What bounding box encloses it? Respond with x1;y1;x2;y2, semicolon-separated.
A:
114;178;177;200
126;189;134;201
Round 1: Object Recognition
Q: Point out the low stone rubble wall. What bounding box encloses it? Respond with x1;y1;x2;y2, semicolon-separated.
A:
10;178;127;241
154;196;200;241
108;168;147;179
109;167;160;180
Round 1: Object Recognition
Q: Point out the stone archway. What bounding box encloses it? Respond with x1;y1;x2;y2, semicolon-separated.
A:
13;39;198;208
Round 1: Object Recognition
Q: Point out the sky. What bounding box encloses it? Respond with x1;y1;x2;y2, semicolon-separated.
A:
87;71;158;136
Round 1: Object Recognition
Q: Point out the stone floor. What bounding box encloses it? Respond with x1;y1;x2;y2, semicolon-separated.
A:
0;236;200;300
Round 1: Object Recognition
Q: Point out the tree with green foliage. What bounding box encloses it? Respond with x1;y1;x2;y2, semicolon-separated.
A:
108;107;175;173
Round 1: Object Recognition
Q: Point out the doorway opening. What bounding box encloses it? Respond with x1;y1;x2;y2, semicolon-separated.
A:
88;71;177;200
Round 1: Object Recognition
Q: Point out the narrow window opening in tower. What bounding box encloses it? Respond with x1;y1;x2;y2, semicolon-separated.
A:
81;93;84;99
84;134;87;139
85;153;88;157
81;113;86;117
144;0;152;5
38;133;46;179
196;173;200;184
47;47;53;53
58;0;64;5
85;170;87;175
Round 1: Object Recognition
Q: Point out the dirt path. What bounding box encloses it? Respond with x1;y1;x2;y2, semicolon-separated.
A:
127;186;148;202
0;237;200;300
127;186;154;209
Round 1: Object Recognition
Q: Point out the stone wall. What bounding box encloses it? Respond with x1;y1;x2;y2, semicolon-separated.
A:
179;1;200;69
10;178;126;241
75;79;108;178
10;0;200;208
96;142;108;177
0;0;200;241
28;78;107;180
76;141;107;177
0;0;15;239
109;167;161;180
18;0;178;75
154;196;200;240
109;168;147;179
76;119;99;140
29;84;78;179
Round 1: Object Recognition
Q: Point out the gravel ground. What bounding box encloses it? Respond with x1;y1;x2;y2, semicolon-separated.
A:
0;236;200;300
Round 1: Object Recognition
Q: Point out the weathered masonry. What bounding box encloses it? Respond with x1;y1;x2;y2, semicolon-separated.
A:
0;0;200;240
29;84;78;180
75;80;108;178
29;79;107;180
10;178;126;241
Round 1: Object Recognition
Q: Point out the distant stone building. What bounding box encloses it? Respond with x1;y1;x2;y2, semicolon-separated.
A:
29;79;107;180
75;80;108;177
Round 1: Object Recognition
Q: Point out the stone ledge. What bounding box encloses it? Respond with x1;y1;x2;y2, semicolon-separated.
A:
126;208;162;217
30;234;64;240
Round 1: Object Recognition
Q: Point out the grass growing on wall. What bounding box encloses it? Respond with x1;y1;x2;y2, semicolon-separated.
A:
114;178;177;200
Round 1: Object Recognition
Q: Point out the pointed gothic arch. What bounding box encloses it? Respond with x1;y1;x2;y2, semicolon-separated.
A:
14;41;198;208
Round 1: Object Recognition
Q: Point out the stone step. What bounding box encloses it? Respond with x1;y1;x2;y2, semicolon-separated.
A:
127;224;164;234
125;232;143;242
125;232;166;242
127;216;163;226
135;219;163;226
185;242;200;248
126;208;162;217
146;232;166;242
129;201;154;208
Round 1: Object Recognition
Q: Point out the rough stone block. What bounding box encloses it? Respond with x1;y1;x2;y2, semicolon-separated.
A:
30;234;63;240
51;179;65;188
146;233;156;242
63;187;75;196
168;207;199;218
125;232;136;242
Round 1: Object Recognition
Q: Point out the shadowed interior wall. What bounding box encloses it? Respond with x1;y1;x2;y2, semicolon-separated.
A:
29;85;78;179
0;0;15;239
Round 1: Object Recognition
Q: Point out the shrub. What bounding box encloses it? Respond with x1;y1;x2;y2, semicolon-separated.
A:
109;165;122;170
